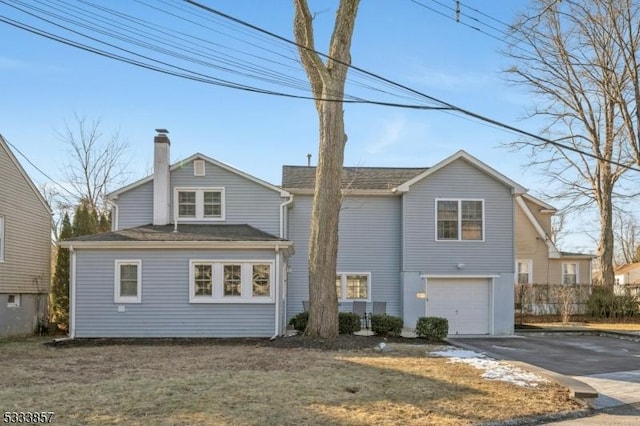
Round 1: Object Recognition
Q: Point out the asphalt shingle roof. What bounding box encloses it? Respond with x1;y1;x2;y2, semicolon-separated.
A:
65;224;286;243
281;166;428;190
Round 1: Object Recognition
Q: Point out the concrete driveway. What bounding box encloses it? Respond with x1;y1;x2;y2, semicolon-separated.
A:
449;333;640;410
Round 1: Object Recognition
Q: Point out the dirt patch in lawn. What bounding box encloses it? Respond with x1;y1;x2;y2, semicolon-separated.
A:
1;336;583;425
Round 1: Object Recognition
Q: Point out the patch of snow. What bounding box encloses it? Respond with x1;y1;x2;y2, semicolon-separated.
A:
429;347;548;387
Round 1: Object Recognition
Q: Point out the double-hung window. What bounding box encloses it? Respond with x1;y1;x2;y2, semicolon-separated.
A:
114;260;142;303
175;188;225;221
562;263;578;285
190;261;273;303
516;260;532;284
336;273;370;302
436;199;484;241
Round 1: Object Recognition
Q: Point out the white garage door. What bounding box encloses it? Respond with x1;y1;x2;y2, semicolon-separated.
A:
426;278;491;335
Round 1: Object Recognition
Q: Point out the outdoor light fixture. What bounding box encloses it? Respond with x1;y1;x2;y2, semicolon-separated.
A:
457;263;465;270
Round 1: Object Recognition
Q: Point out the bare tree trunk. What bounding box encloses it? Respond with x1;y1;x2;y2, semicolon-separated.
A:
293;0;359;338
598;181;615;287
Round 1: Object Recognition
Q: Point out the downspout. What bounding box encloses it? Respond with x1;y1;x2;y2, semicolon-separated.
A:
279;195;294;239
69;245;76;339
271;244;280;340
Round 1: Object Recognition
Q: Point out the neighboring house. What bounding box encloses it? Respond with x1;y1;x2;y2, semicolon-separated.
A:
62;130;564;337
514;194;593;286
614;263;640;296
0;134;52;336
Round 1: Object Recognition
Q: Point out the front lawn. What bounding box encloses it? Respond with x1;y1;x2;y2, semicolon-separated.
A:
1;337;582;425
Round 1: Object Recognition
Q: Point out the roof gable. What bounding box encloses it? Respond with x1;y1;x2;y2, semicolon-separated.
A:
109;153;289;199
396;150;527;194
615;262;640;274
0;134;52;215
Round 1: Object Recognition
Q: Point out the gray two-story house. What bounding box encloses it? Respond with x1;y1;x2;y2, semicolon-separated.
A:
62;130;527;337
283;151;523;335
0;134;52;336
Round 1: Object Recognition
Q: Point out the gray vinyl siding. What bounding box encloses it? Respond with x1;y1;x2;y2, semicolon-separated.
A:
286;194;402;320
116;180;153;229
115;160;283;235
74;249;279;338
0;142;51;295
170;161;282;235
403;159;515;274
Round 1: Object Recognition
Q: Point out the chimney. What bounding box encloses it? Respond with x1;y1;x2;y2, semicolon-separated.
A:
153;129;171;225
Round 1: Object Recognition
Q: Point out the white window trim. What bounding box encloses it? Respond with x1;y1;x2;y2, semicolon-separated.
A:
336;272;371;302
7;294;20;308
562;262;579;285
0;215;5;262
435;198;485;242
114;260;142;303
174;187;226;222
189;260;274;304
516;259;533;284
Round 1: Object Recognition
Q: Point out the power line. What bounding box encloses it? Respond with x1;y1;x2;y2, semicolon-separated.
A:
183;0;640;173
0;135;78;200
1;0;638;173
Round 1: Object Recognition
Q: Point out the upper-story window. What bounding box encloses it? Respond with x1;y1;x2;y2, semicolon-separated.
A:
562;263;578;284
175;187;225;221
436;199;484;241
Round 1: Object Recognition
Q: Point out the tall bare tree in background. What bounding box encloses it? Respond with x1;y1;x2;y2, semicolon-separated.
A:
504;0;640;287
614;209;639;264
57;114;130;215
293;0;360;337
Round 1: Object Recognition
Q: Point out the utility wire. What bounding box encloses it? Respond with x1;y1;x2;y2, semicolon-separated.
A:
1;135;79;200
183;0;640;173
1;0;637;172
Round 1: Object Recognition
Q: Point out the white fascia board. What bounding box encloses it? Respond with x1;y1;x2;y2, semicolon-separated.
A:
516;196;561;258
108;153;291;200
0;134;53;215
522;193;557;212
396;150;527;194
184;153;290;197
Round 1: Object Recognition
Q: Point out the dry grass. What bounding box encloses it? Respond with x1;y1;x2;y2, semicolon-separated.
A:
518;314;640;332
1;337;582;425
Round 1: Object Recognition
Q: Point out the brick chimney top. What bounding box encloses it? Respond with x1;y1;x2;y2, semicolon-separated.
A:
154;128;170;144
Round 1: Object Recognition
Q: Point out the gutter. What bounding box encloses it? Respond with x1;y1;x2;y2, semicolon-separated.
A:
279;194;294;239
272;244;281;340
69;245;76;339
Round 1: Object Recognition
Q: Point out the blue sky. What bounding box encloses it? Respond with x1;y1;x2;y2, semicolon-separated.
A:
0;1;598;252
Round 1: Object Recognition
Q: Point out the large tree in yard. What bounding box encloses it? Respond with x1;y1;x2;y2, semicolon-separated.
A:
293;0;360;337
505;0;640;287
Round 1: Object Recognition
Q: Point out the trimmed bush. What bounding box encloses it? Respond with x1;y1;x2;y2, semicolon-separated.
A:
371;314;403;337
339;312;361;334
588;286;638;318
415;317;448;341
288;311;309;332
